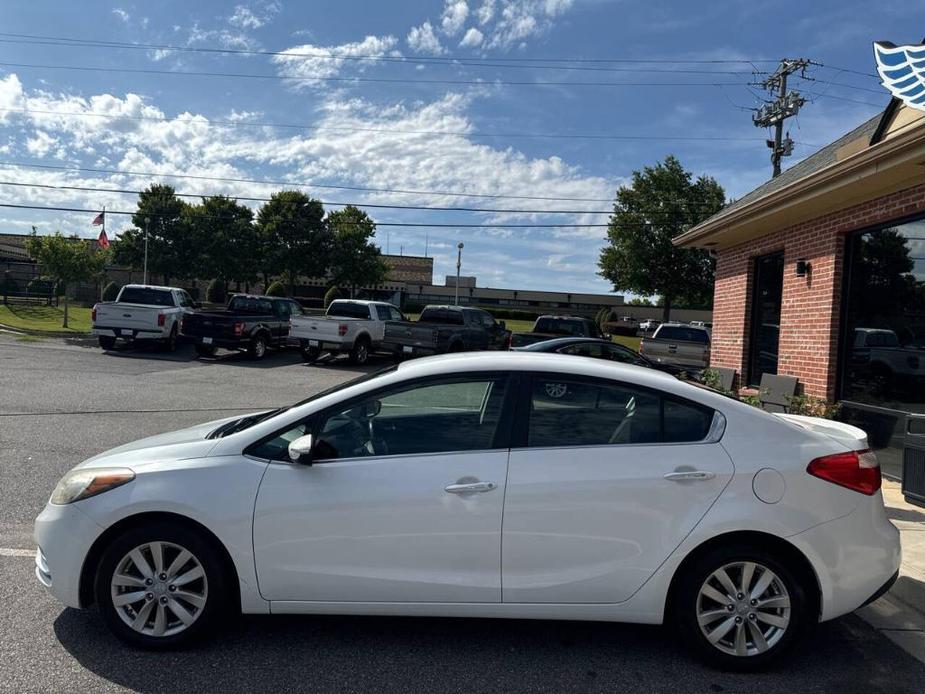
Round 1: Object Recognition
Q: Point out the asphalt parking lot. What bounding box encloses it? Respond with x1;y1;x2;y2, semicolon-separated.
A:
2;334;925;693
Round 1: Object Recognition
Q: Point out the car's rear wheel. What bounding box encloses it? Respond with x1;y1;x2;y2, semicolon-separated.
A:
674;545;810;671
162;326;178;352
349;337;370;365
248;334;268;360
194;344;216;358
94;522;229;649
98;335;117;350
300;341;321;363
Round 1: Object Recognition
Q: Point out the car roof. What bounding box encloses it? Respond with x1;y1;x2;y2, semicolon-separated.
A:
122;284;179;291
330;299;390;306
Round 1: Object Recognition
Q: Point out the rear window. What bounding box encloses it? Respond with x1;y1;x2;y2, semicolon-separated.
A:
117;287;174;306
328;301;371;319
420;308;464;325
228;296;273;314
655;326;710;344
535;317;590;336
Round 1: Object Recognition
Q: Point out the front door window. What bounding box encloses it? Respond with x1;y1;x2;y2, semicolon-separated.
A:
748;252;784;386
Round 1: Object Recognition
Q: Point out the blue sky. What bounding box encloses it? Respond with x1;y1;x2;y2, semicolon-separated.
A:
0;0;921;294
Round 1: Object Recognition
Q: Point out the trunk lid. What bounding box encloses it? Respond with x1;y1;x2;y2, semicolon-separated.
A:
775;413;869;450
95;303;164;330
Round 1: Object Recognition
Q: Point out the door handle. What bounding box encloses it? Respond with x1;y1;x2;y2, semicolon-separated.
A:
445;481;497;494
663;470;716;482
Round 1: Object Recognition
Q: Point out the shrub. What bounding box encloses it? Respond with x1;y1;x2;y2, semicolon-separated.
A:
266;280;287;297
206;279;226;304
102;281;120;301
27;278;53;295
324;286;345;307
786;394;841;419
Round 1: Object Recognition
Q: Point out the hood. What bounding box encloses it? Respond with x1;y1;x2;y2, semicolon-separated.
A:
76;412;261;470
775;413;869;450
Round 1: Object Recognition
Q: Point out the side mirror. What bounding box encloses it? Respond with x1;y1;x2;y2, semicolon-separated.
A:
288;434;315;465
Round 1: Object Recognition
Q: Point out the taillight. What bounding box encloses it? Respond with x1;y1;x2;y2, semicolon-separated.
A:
157;314;166;327
338;323;348;336
233;321;245;336
807;449;881;495
91;307;97;322
639;340;646;354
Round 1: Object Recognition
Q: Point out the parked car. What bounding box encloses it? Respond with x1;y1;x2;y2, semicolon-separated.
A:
35;352;899;670
510;315;606;348
640;322;711;371
382;305;510;359
91;284;197;352
639;319;661;333
690;321;713;329
514;336;691;378
850;327;925;391
604;315;640;336
181;294;304;360
291;299;406;365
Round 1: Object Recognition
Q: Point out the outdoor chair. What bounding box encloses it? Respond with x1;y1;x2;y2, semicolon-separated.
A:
758;373;799;414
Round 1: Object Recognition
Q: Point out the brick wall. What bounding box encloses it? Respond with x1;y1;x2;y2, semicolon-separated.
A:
711;182;925;400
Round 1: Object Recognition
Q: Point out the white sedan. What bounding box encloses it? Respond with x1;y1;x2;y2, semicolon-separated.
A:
34;353;900;669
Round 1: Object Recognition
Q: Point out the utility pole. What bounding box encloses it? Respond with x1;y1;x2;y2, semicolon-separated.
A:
752;58;811;177
454;242;464;305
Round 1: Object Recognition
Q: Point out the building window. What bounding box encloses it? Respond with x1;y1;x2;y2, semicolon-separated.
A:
840;218;925;480
747;252;784;387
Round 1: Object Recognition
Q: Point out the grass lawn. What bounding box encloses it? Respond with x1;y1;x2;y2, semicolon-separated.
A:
0;303;92;334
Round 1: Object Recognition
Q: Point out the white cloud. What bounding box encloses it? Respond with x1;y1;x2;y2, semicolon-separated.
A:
273;35;399;87
476;0;495;24
407;21;444;55
485;0;575;49
26;131;58;157
441;1;470;36
228;1;281;30
459;27;484;47
112;8;130;23
0;73;25;123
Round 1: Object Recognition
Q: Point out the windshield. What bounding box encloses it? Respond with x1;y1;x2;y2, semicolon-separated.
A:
118;287;174;306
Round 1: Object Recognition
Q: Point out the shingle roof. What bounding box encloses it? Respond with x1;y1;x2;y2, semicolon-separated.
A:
698;110;885;227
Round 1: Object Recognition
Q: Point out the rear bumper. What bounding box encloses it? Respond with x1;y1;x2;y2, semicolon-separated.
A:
788;493;901;621
298;338;352;353
187;335;247;349
92;326;165;340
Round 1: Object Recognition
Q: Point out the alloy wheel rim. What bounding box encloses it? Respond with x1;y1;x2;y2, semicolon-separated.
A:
357;344;368;362
255;339;266;357
696;561;791;657
110;541;209;638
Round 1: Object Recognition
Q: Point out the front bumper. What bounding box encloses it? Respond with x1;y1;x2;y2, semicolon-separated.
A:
33;501;104;609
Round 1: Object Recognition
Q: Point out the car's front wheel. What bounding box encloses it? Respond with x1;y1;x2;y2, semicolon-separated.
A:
94;522;229;649
674;545;810;671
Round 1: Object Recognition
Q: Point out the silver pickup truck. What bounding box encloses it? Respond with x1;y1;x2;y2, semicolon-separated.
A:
638;323;711;371
290;299;406;365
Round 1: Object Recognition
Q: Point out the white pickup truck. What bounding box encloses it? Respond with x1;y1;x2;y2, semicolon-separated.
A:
290;299;406;365
92;284;196;352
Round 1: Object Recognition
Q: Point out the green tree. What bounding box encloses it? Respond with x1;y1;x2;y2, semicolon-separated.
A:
627;297;655;307
26;231;108;328
326;206;388;297
598;156;725;323
256;191;330;294
188;196;257;291
112;184;191;282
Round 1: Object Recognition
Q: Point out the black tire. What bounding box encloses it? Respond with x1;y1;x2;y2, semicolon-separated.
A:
93;521;231;650
673;544;811;671
98;335;117;350
194;343;216;358
447;341;464;353
300;342;321;363
349;336;371;365
248;333;268;360
162;326;178;353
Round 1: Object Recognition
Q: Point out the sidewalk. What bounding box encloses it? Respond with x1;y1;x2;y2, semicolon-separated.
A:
857;479;925;663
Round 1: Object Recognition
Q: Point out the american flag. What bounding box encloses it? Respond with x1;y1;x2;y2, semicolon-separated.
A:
97;229;110;249
91;211;104;226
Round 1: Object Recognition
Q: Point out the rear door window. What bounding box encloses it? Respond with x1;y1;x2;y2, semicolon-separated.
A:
656;326;710;343
117;287;174;306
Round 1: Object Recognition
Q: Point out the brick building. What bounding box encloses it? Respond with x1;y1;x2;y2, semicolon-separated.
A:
676;98;925;481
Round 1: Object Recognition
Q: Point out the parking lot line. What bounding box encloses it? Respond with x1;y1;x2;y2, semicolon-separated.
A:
0;547;37;557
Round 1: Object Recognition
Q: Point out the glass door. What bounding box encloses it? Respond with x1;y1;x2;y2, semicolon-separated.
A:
748;252;784;386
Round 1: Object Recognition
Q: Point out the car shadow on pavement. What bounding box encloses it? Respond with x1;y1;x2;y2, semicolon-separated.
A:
53;610;925;694
887;505;925;523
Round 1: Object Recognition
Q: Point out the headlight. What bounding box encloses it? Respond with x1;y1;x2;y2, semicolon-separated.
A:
50;467;135;505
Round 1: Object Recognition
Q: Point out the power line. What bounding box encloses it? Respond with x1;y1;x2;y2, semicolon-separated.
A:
0;60;753;89
0;180;612;215
0;35;763;76
0;160;615;203
0;202;612;228
0;106;815;145
0;31;780;66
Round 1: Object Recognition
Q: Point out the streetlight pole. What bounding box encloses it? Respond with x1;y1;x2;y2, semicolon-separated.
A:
454;242;464;305
143;216;150;285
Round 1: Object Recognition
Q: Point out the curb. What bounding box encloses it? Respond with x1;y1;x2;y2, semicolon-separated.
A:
892;574;925;616
0;322;91;338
